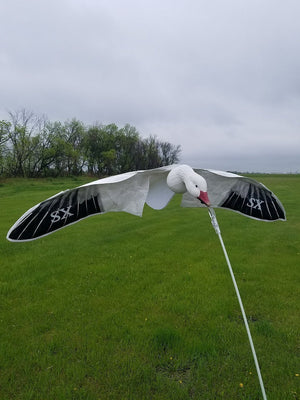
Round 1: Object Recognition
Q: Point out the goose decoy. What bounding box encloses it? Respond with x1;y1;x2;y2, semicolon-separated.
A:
6;164;286;399
7;164;286;242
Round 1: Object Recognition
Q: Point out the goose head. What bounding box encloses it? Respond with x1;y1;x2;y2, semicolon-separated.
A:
167;165;210;206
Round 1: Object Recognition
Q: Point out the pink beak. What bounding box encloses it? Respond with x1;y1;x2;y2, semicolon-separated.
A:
198;191;210;206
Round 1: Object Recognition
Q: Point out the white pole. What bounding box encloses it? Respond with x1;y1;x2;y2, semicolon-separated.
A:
208;208;267;400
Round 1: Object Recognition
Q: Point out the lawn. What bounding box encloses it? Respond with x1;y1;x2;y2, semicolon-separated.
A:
0;175;299;399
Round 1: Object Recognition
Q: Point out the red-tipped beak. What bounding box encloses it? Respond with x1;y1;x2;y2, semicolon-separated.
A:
198;191;210;206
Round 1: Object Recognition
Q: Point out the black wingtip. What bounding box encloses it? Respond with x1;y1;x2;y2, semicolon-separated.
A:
220;182;286;221
7;186;103;242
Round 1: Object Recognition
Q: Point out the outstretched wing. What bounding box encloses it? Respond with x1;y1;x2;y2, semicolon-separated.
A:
218;178;286;221
7;186;103;242
182;169;286;221
7;167;174;242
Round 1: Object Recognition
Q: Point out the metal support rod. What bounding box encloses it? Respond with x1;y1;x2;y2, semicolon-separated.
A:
208;207;267;400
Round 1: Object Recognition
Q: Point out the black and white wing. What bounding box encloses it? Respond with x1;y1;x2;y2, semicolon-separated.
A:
7;167;175;242
182;169;286;221
7;165;286;242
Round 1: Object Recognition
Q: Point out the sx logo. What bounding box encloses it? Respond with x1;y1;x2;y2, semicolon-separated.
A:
246;197;264;211
50;206;74;223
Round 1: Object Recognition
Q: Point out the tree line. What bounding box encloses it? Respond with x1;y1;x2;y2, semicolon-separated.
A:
0;110;181;178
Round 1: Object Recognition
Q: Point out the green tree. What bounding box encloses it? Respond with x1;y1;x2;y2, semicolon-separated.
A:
62;119;86;175
159;141;181;165
115;124;140;173
0;120;10;174
0;110;181;177
142;136;162;169
6;110;44;177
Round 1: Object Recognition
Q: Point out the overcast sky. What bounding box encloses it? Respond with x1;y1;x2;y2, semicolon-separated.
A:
1;0;299;172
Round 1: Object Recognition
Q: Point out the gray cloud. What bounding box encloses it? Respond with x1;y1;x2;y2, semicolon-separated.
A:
1;0;299;172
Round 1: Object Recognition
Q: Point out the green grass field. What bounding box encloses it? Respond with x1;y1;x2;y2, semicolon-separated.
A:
0;175;299;399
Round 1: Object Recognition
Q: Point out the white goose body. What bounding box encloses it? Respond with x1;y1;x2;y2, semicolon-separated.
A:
7;164;286;242
167;165;209;205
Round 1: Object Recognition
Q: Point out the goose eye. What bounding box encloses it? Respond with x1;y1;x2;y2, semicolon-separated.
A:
195;185;198;188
